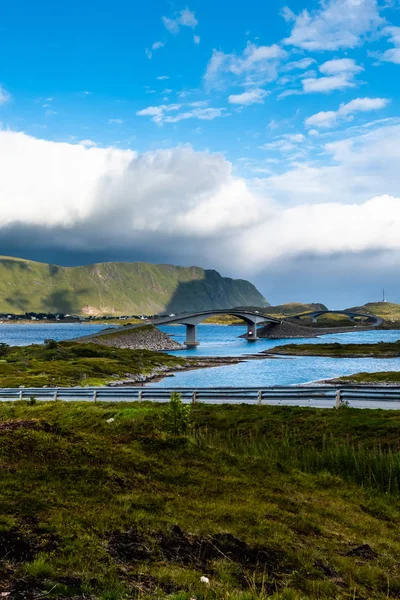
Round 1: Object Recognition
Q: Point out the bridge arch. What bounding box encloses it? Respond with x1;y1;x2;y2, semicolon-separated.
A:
292;310;382;326
152;309;281;347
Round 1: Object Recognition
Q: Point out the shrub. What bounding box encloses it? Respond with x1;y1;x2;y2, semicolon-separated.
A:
44;339;58;349
165;392;191;435
0;342;9;358
24;555;56;579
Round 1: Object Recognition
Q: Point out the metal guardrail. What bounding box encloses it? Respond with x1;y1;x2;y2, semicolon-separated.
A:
1;385;400;408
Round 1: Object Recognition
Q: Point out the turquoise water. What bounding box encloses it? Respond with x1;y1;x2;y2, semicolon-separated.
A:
151;325;400;387
0;322;112;346
0;322;399;387
159;324;400;357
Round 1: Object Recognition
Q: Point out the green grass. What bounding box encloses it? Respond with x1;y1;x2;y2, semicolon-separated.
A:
347;302;400;321
0;339;185;387
268;340;400;357
1;401;400;598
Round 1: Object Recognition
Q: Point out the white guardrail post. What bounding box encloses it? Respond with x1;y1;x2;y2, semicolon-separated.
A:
93;390;97;403
54;390;58;401
335;389;341;409
258;390;262;406
192;390;197;404
138;390;143;401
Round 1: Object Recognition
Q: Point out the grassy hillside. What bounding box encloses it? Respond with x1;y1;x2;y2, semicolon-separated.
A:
264;302;328;317
348;302;400;323
0;256;268;316
1;402;400;599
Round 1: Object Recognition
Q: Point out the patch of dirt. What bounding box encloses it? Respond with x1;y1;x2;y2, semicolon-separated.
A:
108;526;289;573
0;530;35;562
0;523;58;566
314;559;338;577
0;577;89;600
0;420;52;433
346;544;378;560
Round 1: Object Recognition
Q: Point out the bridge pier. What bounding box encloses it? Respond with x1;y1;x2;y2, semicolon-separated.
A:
245;322;258;341
185;324;199;348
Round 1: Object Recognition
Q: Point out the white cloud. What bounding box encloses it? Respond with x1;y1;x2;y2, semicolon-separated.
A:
194;35;201;45
302;73;357;93
152;41;165;50
162;9;198;34
302;58;363;93
305;97;389;128
319;58;363;75
256;123;400;206
282;133;306;142
163;107;227;123
0;86;11;105
281;58;363;96
136;103;226;124
205;42;287;88
379;26;400;64
2;125;400;280
79;139;97;148
145;41;165;59
241;194;400;265
282;58;316;71
228;88;269;105
179;8;198;27
157;75;170;81
136;104;181;124
308;129;320;136
283;0;383;51
306;111;338;128
0;130;264;250
109;119;124;125
340;97;389;115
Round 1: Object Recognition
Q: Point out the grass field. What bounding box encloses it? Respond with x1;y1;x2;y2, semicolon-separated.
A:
1;401;400;599
0;340;186;387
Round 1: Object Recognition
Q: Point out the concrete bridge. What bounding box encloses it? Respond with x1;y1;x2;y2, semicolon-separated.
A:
291;310;383;326
152;309;281;348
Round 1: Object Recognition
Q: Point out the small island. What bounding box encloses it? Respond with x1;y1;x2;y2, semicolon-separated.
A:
265;340;400;358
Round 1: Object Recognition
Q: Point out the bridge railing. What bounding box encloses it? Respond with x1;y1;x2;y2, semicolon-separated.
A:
1;386;400;408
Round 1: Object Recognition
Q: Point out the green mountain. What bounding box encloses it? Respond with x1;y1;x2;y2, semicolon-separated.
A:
0;256;268;316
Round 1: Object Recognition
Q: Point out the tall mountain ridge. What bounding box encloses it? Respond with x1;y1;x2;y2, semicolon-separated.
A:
0;256;268;316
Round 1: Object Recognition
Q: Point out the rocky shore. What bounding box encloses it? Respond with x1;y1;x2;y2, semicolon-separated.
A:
252;321;375;339
108;356;248;386
89;324;183;351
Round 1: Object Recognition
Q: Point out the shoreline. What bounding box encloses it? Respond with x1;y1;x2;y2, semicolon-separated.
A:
117;353;284;386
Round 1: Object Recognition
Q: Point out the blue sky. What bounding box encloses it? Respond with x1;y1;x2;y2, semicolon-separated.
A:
1;0;400;305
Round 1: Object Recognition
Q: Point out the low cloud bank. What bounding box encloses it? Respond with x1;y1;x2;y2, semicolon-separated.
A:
1;128;400;281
